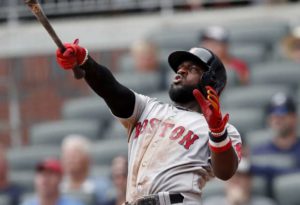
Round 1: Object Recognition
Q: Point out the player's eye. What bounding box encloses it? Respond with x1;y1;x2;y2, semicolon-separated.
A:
189;65;200;73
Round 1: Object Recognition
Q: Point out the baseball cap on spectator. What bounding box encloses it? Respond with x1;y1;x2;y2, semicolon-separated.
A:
200;26;229;43
266;92;297;116
36;158;63;175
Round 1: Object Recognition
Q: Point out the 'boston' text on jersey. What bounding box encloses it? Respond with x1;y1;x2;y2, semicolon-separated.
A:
134;118;200;150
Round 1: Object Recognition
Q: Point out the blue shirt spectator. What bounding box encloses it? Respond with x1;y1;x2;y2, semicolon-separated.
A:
61;135;113;205
0;184;23;205
252;139;300;176
22;195;84;205
22;158;84;205
102;156;127;205
251;92;300;197
0;146;23;205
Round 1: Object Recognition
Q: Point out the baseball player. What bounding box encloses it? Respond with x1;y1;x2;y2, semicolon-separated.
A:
56;41;242;205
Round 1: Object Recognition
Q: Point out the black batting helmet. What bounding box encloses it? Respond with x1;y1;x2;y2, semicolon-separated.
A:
168;47;227;95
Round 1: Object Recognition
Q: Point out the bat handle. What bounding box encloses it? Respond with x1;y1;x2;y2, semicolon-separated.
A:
59;45;86;79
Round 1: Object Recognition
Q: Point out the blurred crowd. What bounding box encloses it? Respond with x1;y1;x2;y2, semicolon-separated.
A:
0;136;128;205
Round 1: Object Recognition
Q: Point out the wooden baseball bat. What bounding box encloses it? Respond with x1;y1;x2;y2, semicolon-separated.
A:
24;0;85;79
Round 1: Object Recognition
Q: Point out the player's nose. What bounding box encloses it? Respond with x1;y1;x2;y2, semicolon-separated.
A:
177;65;188;76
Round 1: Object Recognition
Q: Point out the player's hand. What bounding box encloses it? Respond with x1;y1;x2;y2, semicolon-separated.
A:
193;86;229;135
56;39;88;70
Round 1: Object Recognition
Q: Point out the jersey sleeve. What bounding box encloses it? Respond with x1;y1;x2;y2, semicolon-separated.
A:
208;124;242;165
114;92;151;133
227;124;243;162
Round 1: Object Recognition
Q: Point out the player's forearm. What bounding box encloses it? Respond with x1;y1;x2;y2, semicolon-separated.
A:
81;56;135;118
210;146;238;180
208;129;239;180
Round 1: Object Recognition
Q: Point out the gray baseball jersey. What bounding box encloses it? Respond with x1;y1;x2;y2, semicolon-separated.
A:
117;92;242;204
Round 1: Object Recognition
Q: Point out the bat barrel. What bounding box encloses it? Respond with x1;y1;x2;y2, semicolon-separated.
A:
24;0;85;79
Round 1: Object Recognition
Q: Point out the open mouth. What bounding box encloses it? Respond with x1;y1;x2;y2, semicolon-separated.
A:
173;74;183;84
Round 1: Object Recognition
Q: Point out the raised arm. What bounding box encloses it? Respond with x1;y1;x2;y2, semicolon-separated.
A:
56;40;135;118
193;86;239;180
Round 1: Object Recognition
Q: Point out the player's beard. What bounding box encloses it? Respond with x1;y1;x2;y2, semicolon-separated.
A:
168;84;197;104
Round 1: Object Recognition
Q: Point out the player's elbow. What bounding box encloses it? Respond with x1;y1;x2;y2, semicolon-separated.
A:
215;171;235;181
212;159;238;181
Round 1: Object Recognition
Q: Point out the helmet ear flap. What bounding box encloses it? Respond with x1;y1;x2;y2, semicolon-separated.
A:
198;69;217;97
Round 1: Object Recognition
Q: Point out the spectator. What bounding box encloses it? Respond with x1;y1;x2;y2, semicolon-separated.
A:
199;26;250;85
281;26;300;62
130;39;160;73
126;39;168;90
186;0;203;10
22;158;83;205
61;135;112;205
104;156;127;205
204;158;277;205
251;92;300;197
0;147;23;205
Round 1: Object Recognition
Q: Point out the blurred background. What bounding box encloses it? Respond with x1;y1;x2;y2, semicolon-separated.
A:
0;0;300;205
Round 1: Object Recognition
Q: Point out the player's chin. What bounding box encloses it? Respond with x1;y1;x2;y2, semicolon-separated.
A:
170;83;182;89
168;84;196;103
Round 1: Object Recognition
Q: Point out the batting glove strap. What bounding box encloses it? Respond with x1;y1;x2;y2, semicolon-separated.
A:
210;127;227;137
209;130;232;153
79;48;89;66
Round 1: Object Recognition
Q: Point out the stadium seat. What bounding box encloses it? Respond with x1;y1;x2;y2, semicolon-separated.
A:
225;69;239;88
9;170;35;193
103;119;127;139
29;119;102;145
61;96;113;134
251;62;300;90
114;72;162;94
298;105;300;133
223;108;264;134
270;42;286;61
146;26;201;50
296;88;300;104
0;196;9;205
245;129;274;148
221;84;290;110
7;145;60;171
202;176;268;200
251;60;299;71
62;97;112;121
273;172;300;205
117;53;168;71
252;176;268;196
226;20;289;48
90;138;128;166
229;43;267;66
202;178;225;200
112;0;135;9
251;154;297;170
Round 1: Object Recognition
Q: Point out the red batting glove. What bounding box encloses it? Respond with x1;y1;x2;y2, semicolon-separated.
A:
56;39;88;70
193;86;229;135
